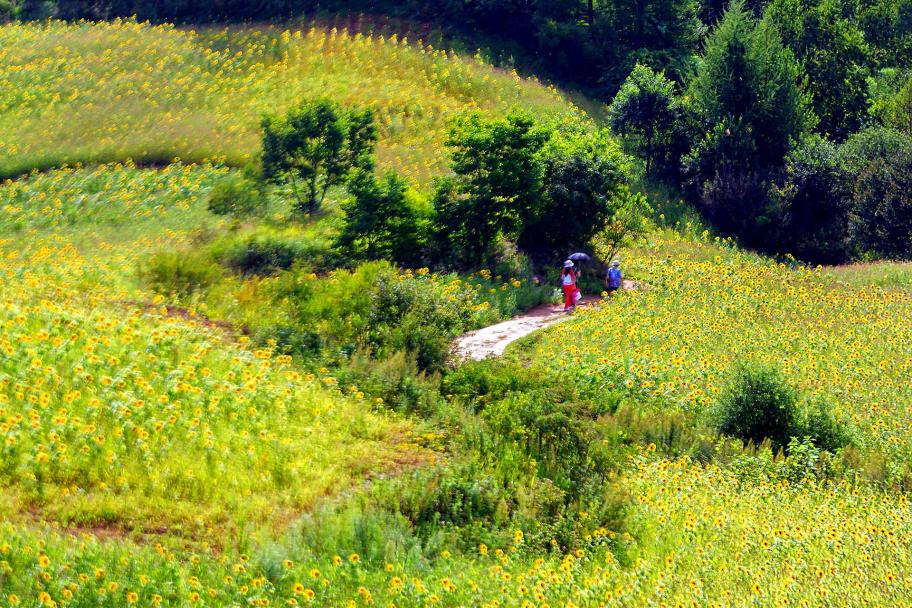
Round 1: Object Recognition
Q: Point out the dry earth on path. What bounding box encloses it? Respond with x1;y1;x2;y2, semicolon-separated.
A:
452;280;635;361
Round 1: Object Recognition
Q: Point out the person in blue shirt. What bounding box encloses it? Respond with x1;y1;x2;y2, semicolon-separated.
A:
605;260;622;294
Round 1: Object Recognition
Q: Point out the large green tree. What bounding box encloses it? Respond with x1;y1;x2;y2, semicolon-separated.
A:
686;0;814;241
518;128;631;258
433;112;550;266
608;64;679;176
261;99;376;216
690;0;814;167
337;170;423;264
766;0;872;140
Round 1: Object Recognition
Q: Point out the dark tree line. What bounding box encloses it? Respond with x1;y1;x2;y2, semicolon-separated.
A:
609;0;912;263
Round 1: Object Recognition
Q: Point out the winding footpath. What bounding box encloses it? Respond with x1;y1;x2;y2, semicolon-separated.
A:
453;280;635;361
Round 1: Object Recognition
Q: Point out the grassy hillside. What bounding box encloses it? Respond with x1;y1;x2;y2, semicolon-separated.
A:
0;20;581;182
0;163;426;548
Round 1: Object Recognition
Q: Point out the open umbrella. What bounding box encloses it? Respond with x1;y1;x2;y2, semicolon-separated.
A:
568;252;591;282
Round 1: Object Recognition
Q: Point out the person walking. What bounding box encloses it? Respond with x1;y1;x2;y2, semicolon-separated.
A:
605;260;623;295
561;260;577;312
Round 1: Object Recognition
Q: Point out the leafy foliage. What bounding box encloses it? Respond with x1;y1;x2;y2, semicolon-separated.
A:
433;112;550;266
686;0;814;244
766;0;872;140
714;363;799;450
850;140;912;258
775;135;852;264
206;172;265;217
262;98;377;216
591;188;653;263
608;64;679;176
518;129;631;259
337;170;425;264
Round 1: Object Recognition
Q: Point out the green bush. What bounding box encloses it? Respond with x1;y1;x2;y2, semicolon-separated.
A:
714;363;799;450
221;234;309;275
140;250;222;295
443;360;547;410
0;0;17;21
206;173;264;217
796;397;852;452
369;276;468;372
257;323;322;358
338;351;442;417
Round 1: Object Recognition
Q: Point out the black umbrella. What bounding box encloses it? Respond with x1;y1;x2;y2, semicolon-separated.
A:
567;252;591;281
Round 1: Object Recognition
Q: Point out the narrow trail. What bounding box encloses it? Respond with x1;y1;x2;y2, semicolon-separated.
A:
453;280;635;361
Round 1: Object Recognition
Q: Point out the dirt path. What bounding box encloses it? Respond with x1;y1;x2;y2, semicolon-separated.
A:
452;296;602;360
452;280;636;361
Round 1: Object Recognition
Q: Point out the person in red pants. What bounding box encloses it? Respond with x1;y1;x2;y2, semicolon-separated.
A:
561;260;577;313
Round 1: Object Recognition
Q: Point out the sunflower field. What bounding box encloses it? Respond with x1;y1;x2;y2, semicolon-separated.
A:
0;20;579;183
3;14;912;608
533;228;912;481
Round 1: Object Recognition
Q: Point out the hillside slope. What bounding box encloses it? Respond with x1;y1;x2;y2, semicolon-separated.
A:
0;20;583;181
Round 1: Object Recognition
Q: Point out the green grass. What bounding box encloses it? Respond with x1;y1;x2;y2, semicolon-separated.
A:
826;260;912;291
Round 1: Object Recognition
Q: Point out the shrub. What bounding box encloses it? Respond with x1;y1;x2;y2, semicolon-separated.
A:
797;397;852;452
336;170;424;264
140;250;222;295
206;173;264;217
338;351;442;417
714;363;799;450
368;275;468;372
774;135;853;264
221;234;308;275
257;323;322;359
849;143;912;259
443;360;546;410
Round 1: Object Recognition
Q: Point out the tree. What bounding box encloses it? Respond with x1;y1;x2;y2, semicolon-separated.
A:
518;125;631;259
881;76;912;135
765;0;872;141
686;0;814;243
774;135;853;264
336;170;423;264
855;0;912;69
845;129;912;258
690;1;814;168
261;99;376;216
433;112;550;266
591;187;653;263
608;64;679;176
519;154;626;259
594;0;705;89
